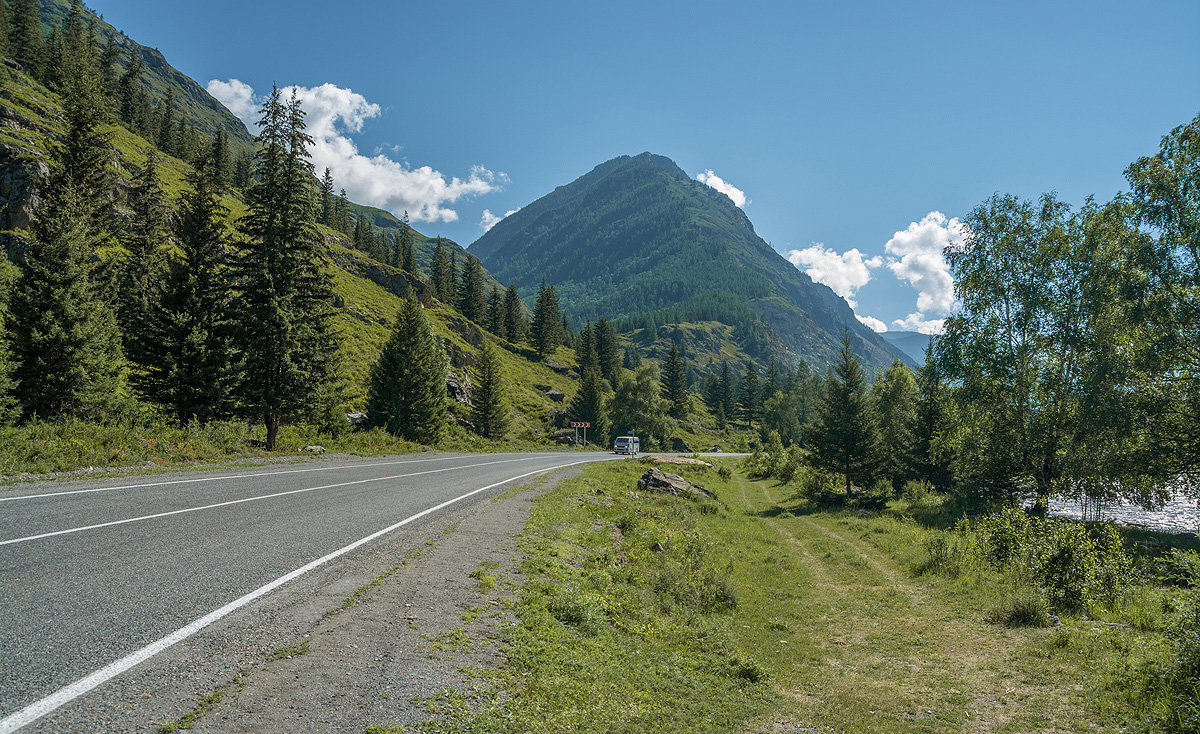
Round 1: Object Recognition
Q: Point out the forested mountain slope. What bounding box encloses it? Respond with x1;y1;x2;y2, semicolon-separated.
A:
470;152;910;372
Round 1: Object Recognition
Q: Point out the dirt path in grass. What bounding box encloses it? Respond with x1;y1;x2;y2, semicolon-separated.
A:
737;479;1116;734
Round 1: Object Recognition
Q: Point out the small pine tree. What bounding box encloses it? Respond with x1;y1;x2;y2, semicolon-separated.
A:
577;321;599;375
116;149;169;356
399;212;416;273
9;0;42;78
430;238;449;300
10;183;124;419
870;359;919;485
739;363;761;426
0;312;19;426
486;285;503;334
210;125;232;190
660;342;688;418
471;342;508;439
0;0;9;61
595;318;620;382
135;157;239;424
157;87;176;155
503;284;525;342
457;255;486;322
318;168;334;225
719;361;737;422
623;346;641;370
569;368;610;446
117;47;145;128
367;296;448;443
232;151;253;190
531;279;562;358
805;333;880;493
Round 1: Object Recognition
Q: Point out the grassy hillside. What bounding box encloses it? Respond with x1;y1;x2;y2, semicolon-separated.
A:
470;152;911;373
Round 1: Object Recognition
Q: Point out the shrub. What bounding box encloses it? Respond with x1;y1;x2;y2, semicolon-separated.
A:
987;589;1051;628
1138;590;1200;732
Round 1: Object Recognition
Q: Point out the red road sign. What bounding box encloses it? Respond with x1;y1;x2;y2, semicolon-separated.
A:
569;421;591;428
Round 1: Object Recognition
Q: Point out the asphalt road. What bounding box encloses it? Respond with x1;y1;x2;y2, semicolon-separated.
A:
0;451;621;732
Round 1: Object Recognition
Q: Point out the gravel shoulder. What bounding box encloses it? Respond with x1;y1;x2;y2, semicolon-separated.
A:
28;466;574;733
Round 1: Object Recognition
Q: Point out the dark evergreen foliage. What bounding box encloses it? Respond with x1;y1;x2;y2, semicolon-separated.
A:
367;295;448;444
232;87;342;449
739;363;760;426
471;341;508;439
399;212;416;273
9;0;42;77
116;149;169;354
660;342;688;418
568;368;609;445
503;284;525;342
805;334;880;492
486;285;503;334
210;124;232;190
457;255;486;322
531;279;562;358
594;318;620;382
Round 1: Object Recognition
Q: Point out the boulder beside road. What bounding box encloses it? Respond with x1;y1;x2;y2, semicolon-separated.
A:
636;467;715;499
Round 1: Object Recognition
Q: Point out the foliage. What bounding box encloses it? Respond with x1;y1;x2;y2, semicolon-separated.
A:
870;359;918;486
804;333;879;492
659;341;688;418
531;278;562;359
366;296;448;444
609;364;670;449
567;368;609;446
1135;590;1200;732
470;341;508;440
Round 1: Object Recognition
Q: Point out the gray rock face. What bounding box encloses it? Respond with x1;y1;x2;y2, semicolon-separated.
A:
447;371;473;404
636;467;715;499
0;144;48;239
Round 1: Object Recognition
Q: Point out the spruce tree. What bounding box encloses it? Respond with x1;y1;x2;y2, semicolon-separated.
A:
805;334;880;493
471;341;508;439
399;212;415;273
457;255;485;321
117;149;169;355
0;0;9;61
158;87;176;155
660;342;688;418
486;285;503;334
367;295;448;443
318;167;334;225
353;214;371;252
870;359;919;485
0;310;19;426
430;238;449;300
233;87;342;448
739;363;761;426
210;125;232;190
718;361;737;422
503;284;525;342
9;0;42;78
446;251;458;304
10;183;124;419
232;151;253;190
912;353;955;491
594;318;620;382
531;279;562;358
135;157;239;424
568;368;610;446
577;321;599;374
117;47;145;128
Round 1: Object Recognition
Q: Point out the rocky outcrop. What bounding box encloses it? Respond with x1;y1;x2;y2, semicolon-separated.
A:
447;371;473;404
636;467;715;499
0;143;48;240
328;244;432;306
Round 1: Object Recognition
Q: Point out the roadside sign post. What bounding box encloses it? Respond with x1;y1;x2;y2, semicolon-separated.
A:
569;421;591;447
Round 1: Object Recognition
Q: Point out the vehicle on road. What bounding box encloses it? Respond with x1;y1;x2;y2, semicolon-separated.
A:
613;436;640;456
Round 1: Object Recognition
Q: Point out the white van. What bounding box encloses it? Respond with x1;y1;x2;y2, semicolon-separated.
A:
613;436;640;456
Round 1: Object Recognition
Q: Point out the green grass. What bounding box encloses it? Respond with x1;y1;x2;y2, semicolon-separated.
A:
268;640;311;660
376;461;1185;733
157;674;245;732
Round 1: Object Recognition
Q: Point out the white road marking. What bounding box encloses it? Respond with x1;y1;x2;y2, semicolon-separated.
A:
0;456;545;547
0;459;599;733
0;453;565;503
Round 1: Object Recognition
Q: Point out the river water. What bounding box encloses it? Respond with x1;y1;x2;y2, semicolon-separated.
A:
1048;493;1200;536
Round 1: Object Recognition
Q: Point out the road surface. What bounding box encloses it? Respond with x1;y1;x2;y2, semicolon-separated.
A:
0;451;621;732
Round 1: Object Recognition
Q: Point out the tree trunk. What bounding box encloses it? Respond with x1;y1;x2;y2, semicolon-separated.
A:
265;414;279;450
1033;479;1050;515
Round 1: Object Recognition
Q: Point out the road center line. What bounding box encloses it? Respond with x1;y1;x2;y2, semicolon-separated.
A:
0;454;557;503
0;459;597;733
0;456;544;547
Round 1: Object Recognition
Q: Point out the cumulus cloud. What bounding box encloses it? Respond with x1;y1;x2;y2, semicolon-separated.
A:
786;244;883;308
884;211;963;316
856;314;888;333
479;207;520;232
206;79;504;223
696;170;749;208
892;312;945;335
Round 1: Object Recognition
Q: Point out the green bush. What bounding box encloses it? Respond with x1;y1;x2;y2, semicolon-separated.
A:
1138;590;1200;732
987;589;1051;628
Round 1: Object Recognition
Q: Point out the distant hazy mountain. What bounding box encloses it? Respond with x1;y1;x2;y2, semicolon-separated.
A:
469;152;911;372
880;331;934;366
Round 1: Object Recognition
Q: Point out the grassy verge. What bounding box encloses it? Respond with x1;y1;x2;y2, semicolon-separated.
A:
380;460;1195;733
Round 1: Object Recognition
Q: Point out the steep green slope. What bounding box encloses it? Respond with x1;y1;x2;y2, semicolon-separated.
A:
33;0;255;152
470;152;910;373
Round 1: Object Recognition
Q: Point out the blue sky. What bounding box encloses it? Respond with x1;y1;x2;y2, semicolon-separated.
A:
92;0;1199;333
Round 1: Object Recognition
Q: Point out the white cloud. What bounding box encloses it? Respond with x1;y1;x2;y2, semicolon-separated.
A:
786;244;883;308
884;211;963;316
206;79;504;223
206;78;257;123
892;313;945;335
696;170;749;208
479;208;520;232
856;314;888;332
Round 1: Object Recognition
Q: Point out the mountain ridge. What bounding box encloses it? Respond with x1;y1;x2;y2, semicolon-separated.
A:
471;152;911;373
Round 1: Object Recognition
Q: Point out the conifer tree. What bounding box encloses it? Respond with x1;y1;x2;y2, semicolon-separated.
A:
486;285;503;334
531;279;562;358
335;188;351;234
430;237;449;300
117;47;146;128
764;357;781;401
719;360;737;422
739;363;761;426
503;284;525;342
623;346;641;370
318;168;334;225
870;359;919;485
9;0;41;77
399;212;415;273
594;318;620;382
577;321;599;375
41;29;63;91
232;151;253;190
10;183;124;419
660;342;688;418
0;314;17;426
158;86;176;155
367;295;448;443
210;125;232;190
912;352;955;491
135;157;239;424
446;251;458;304
117;149;169;353
805;334;880;493
353;214;371;252
0;0;9;61
569;368;609;445
457;255;486;322
98;33;120;93
233;87;342;449
471;342;508;439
